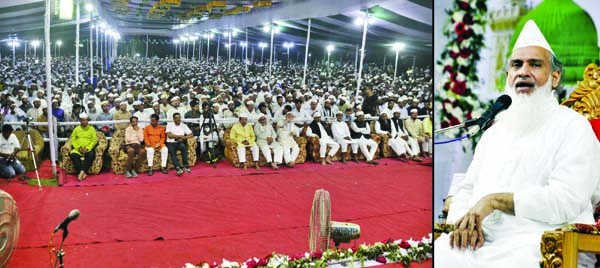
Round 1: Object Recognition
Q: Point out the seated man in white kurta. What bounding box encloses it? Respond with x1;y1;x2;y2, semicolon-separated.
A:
331;111;360;164
306;112;340;165
254;114;283;170
374;111;409;161
276;112;300;168
435;20;600;267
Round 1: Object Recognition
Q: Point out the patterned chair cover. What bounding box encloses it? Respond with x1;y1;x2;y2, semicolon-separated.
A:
61;131;108;175
108;129;197;174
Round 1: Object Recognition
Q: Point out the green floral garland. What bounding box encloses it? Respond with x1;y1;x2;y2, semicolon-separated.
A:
435;0;489;139
185;234;432;268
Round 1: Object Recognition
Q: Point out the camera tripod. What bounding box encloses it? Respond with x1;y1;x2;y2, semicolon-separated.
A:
198;105;222;168
14;119;43;190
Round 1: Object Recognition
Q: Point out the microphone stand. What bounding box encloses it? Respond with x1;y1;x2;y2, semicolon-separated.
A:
51;227;70;268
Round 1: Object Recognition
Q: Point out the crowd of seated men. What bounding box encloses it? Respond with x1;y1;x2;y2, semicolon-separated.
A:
0;55;432;180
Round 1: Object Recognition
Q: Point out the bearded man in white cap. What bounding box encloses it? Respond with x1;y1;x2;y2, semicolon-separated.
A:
230;112;260;171
350;111;379;165
113;102;132;131
69;112;98;181
435;20;600;267
254;114;283;170
305;112;339;165
375;111;409;161
331;111;360;164
276;112;300;168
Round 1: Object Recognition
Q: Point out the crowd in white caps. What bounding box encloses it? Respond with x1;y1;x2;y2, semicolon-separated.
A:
0;55;432;169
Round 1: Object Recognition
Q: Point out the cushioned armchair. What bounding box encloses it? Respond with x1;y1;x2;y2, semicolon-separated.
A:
61;131;108;175
13;129;44;171
223;126;307;168
539;63;600;268
108;129;197;174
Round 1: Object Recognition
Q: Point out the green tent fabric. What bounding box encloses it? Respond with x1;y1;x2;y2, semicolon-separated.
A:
507;0;599;84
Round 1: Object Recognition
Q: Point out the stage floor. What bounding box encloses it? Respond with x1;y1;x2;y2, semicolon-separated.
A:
3;158;432;267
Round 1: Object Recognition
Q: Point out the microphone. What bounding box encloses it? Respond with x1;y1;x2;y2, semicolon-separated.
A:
53;209;80;233
465;95;512;136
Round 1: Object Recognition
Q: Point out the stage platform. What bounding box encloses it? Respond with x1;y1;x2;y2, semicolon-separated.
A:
2;158;432;267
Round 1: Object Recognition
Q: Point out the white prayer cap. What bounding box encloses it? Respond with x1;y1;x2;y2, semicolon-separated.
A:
152;102;160;106
33;98;41;103
380;111;388;117
257;114;267;119
228;101;234;105
356;111;365;116
79;112;89;119
246;100;255;105
336;110;343;115
239;112;250;119
513;20;554;54
171;96;180;101
212;103;220;107
133;101;142;106
120;102;128;106
410;108;418;114
313;112;322;118
126;93;133;98
160;95;168;99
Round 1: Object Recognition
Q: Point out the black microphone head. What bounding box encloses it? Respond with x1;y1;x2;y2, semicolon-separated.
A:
496;94;512;109
69;209;80;221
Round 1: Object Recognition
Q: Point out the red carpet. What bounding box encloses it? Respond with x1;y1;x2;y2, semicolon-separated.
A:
4;160;431;267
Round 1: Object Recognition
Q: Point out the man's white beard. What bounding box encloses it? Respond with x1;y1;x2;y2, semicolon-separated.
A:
497;78;557;138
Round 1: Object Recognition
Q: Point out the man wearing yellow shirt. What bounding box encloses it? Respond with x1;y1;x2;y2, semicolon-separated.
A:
69;113;98;181
230;112;260;171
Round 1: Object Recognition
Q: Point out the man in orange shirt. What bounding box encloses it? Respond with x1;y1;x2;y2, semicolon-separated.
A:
144;114;169;176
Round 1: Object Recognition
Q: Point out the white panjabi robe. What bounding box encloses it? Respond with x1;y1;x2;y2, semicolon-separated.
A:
435;105;600;268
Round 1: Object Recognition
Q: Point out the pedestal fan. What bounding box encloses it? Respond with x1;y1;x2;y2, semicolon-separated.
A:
309;189;360;252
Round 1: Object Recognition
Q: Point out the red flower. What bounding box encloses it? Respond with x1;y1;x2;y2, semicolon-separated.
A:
452;81;467;95
449;116;461;126
311;252;323;259
245;259;258;268
351;246;358;252
455;22;466;35
263;253;273;261
449;51;459;59
456;36;464;43
381;238;393;244
257;258;268;267
459;48;472;59
463;14;474;25
458;2;470;10
290;253;305;261
399;240;411;249
466;111;473;120
443;65;453;74
376;256;387;264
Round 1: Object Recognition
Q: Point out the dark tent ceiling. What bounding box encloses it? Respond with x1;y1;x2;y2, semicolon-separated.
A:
0;0;431;64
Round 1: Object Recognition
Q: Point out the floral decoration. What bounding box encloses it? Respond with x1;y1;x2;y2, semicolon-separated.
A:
185;234;432;268
435;0;490;139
